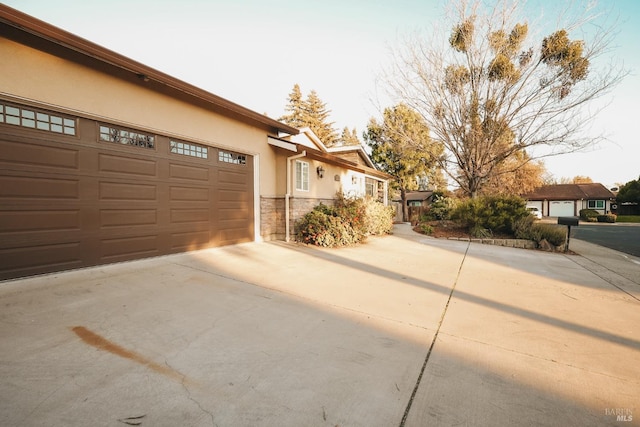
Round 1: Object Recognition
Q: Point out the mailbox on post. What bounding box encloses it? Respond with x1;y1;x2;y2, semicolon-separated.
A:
557;217;579;252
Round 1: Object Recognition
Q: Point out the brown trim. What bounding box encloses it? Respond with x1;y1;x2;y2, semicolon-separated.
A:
0;4;299;136
299;146;392;180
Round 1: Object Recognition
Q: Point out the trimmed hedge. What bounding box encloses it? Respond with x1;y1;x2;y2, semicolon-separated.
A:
513;216;567;247
596;214;616;223
579;209;599;222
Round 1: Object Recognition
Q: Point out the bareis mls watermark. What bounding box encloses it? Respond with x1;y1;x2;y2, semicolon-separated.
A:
605;408;633;422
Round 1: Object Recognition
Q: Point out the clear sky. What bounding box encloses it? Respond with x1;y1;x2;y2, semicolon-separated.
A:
4;0;639;188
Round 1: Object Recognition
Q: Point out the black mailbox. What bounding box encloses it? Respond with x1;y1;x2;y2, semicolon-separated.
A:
558;217;579;226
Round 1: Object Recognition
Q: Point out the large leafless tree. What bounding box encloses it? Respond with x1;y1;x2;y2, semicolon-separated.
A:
383;0;626;197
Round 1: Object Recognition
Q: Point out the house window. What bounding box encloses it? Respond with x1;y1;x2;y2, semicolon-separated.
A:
99;125;154;149
170;140;208;159
219;150;246;165
295;160;309;191
587;200;605;209
0;102;76;136
365;178;377;197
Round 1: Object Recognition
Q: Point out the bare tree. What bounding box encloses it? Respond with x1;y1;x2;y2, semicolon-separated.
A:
382;0;626;197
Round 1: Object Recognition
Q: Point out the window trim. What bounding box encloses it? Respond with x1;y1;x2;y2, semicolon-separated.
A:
587;200;605;209
0;101;77;136
295;160;309;192
99;124;155;150
218;150;247;165
170;140;208;159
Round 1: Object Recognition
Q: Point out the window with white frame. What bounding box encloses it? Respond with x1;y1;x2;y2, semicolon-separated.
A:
365;178;376;197
587;200;605;209
295;160;309;191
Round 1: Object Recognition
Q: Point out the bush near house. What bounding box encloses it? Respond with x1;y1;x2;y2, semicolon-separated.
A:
295;194;394;247
579;209;599;222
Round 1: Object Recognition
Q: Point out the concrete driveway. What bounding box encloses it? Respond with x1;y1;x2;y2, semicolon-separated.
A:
1;224;638;426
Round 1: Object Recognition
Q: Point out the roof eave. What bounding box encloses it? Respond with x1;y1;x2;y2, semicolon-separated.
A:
0;4;299;136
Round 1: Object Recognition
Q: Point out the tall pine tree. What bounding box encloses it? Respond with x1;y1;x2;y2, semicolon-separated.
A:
338;127;361;146
279;84;306;129
279;84;339;147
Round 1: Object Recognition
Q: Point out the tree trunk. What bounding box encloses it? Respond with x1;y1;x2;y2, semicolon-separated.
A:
401;188;409;222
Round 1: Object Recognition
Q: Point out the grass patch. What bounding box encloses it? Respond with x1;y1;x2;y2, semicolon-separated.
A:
616;215;640;223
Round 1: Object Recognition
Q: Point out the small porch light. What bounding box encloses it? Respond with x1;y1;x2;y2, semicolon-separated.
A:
316;165;325;178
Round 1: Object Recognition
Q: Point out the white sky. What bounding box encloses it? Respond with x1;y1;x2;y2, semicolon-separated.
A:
4;0;639;188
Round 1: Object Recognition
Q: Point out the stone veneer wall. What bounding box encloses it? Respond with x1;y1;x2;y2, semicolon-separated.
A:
260;196;335;241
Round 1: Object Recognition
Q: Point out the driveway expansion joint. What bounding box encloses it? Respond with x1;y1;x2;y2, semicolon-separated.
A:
399;241;471;427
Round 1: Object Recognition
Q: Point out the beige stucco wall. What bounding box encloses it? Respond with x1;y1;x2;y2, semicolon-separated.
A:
0;38;280;196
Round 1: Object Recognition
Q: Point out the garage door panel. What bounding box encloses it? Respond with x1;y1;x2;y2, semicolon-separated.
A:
169;163;209;182
170;230;211;250
99;181;157;201
218;169;249;185
170;208;209;224
98;153;157;177
170;186;209;202
0;210;80;232
219;207;249;220
100;209;157;228
99;235;159;261
0;175;80;199
0;138;79;170
219;227;253;244
0;242;83;273
549;201;574;217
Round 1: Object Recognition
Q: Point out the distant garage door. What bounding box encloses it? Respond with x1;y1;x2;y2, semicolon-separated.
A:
0;102;254;280
549;201;575;217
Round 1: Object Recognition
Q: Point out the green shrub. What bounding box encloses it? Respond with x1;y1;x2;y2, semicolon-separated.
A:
514;215;566;247
419;224;433;235
536;224;567;247
361;197;395;236
295;195;393;247
596;214;616;223
579;209;599;221
452;195;529;235
294;206;358;247
430;195;458;220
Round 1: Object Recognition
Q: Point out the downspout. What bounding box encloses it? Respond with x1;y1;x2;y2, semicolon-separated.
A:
286;151;306;242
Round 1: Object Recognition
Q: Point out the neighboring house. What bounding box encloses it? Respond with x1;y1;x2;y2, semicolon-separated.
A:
0;5;389;280
523;183;616;217
392;191;435;223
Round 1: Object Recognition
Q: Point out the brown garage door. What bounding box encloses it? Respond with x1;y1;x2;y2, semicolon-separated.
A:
0;101;254;280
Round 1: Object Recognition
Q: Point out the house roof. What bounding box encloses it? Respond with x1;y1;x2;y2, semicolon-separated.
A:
0;4;299;136
392;191;434;203
267;135;391;180
327;145;377;169
523;183;616;201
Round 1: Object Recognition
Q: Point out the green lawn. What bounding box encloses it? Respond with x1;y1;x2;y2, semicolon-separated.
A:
616;215;640;223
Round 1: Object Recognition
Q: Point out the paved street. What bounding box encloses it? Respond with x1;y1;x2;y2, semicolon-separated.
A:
0;224;638;426
572;223;640;257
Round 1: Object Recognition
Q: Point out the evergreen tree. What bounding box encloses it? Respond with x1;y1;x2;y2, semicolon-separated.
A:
364;104;444;221
279;84;306;128
338;127;361;146
279;84;339;147
305;90;339;147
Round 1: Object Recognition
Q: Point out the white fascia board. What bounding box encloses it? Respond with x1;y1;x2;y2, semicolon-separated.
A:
267;136;297;152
